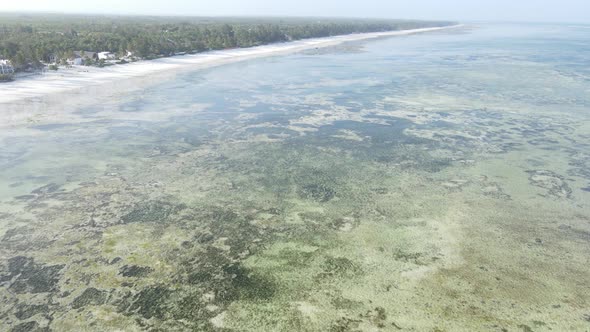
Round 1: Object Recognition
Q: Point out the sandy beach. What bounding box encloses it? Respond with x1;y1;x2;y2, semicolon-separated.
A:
0;25;462;128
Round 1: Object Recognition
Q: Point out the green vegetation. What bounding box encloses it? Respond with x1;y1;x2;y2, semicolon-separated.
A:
0;13;454;71
0;73;13;81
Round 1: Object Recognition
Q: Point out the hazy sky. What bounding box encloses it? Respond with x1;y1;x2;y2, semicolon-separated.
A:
1;0;589;23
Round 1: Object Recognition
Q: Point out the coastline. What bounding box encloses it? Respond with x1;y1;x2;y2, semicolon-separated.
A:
0;25;463;128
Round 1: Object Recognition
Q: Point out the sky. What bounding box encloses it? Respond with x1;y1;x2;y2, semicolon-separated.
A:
1;0;589;23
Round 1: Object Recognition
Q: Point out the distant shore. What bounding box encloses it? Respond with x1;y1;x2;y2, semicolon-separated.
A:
0;25;462;128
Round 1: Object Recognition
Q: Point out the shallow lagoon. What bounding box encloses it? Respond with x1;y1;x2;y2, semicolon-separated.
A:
1;24;589;331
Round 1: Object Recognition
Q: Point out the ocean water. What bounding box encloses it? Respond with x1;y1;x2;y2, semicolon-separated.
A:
1;23;589;331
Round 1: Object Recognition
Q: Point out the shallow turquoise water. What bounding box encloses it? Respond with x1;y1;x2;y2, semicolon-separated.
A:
1;24;589;331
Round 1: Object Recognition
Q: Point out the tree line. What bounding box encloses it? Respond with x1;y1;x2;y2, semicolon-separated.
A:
0;14;455;71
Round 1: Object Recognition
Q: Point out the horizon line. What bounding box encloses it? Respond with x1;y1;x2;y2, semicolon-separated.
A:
0;10;589;25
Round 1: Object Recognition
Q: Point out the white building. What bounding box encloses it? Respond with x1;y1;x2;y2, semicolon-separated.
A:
48;54;58;64
98;52;116;60
67;51;97;66
67;57;84;66
121;51;137;62
0;59;15;75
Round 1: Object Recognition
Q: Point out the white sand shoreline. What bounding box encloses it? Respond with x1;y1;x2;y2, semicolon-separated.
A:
0;25;462;128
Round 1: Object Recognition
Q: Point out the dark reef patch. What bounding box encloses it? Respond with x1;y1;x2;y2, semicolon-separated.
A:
119;265;153;278
178;247;276;303
167;291;218;330
295;167;339;203
10;321;48;332
329;316;362;332
568;154;590;180
224;264;276;301
244;111;300;126
2;256;64;294
71;288;108;309
31;183;61;196
276;248;316;268
302;119;426;152
557;224;590;242
318;256;361;279
244;126;299;138
121;201;187;224
481;182;512;200
0;227;55;251
298;183;336;202
125;285;171;319
330;295;363;310
14;304;49;320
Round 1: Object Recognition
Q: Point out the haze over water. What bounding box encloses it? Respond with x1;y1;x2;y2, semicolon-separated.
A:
1;23;589;331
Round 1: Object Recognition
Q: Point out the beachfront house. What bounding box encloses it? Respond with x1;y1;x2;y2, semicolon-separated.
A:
67;51;97;65
0;59;15;75
98;52;116;60
48;54;58;64
68;57;83;66
121;51;137;62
